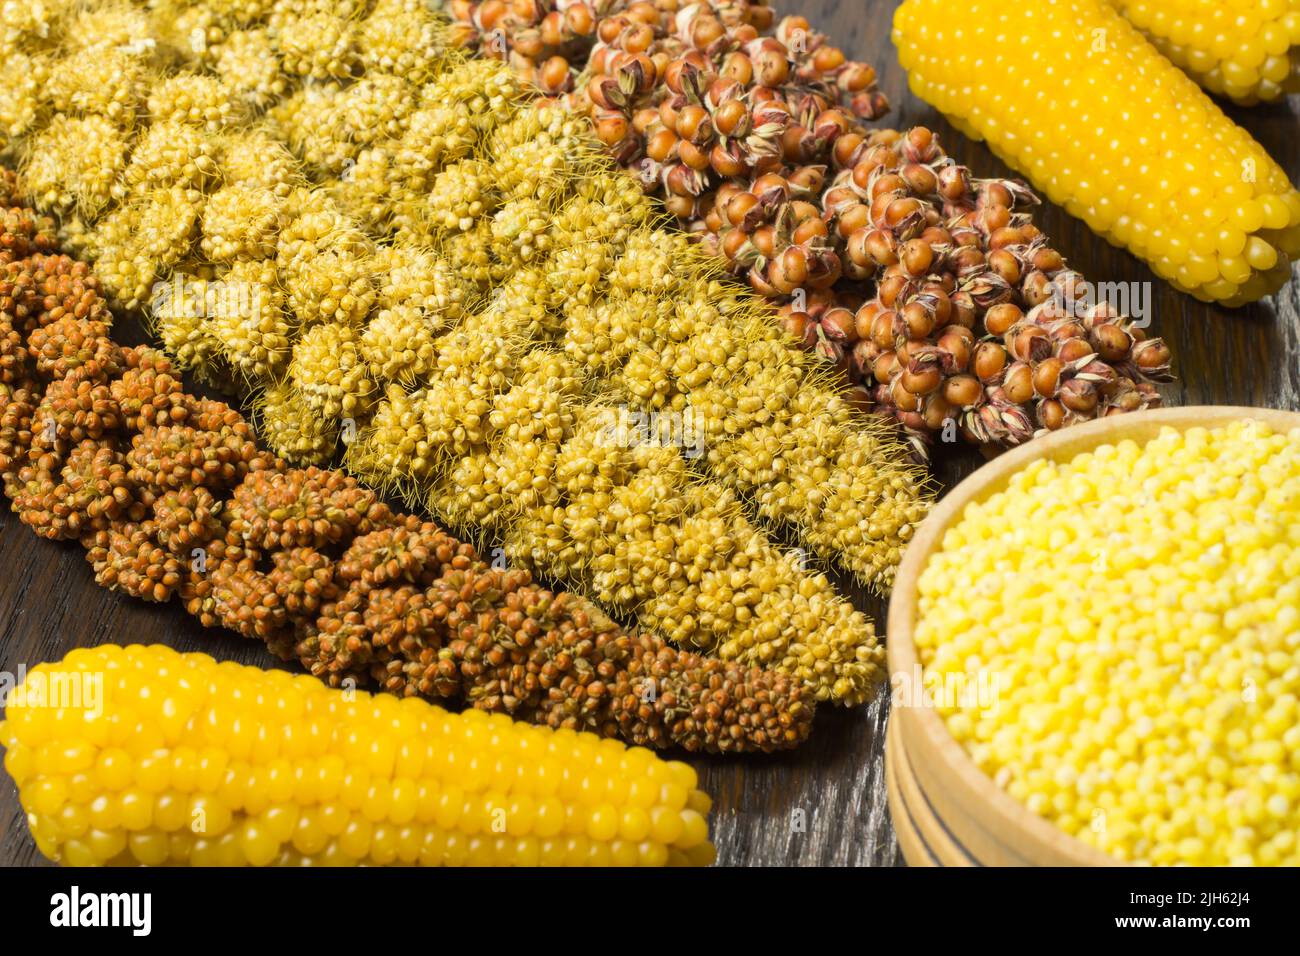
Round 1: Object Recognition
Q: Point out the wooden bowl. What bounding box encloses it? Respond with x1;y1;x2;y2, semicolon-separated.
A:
886;406;1300;867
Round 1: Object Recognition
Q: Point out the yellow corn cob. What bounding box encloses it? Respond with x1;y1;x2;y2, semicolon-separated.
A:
0;644;716;867
894;0;1300;306
1107;0;1300;104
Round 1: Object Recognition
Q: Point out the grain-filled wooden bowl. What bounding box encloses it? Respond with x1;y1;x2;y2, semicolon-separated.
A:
886;406;1300;867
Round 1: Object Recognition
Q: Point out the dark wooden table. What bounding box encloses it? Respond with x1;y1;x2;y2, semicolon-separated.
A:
3;0;1298;867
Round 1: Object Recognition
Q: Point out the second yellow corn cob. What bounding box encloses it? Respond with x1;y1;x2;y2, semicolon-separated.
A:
1108;0;1300;105
894;0;1300;306
0;644;715;867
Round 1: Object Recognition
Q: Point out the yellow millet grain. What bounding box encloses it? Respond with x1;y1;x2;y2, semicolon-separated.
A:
332;143;405;231
916;421;1300;865
894;0;1300;305
274;10;358;80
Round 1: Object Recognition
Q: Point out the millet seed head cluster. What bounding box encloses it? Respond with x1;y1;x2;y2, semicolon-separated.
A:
0;172;814;753
5;0;935;705
447;0;1175;457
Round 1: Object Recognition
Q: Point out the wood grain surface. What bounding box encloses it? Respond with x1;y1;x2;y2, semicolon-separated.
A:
2;0;1299;867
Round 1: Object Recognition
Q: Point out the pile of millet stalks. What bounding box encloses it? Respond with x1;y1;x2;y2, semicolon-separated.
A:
3;0;934;706
0;169;814;754
450;0;1174;457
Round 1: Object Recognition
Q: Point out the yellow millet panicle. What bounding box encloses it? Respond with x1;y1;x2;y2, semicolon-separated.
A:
356;0;445;82
486;105;592;206
217;131;301;197
277;193;376;326
482;409;888;704
120;120;220;195
254;380;341;466
344;107;474;234
894;0;1300;305
0;644;715;867
63;1;153;57
0;52;49;146
46;48;146;130
370;243;474;319
150;275;225;374
360;303;441;384
204;0;276;28
333;74;418;148
425;158;496;234
915;420;1300;866
146;2;226;64
211;29;289;112
345;383;436;485
209;259;295;383
147;73;248;132
429;217;497;284
289;321;377;420
270;82;358;176
400;102;478;170
200;183;284;263
284;247;376;328
1;0;71;57
1107;0;1300;104
23;115;129;218
421;57;522;138
92;188;205;310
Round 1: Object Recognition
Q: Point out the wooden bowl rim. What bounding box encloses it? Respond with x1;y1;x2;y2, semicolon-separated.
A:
887;405;1300;866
